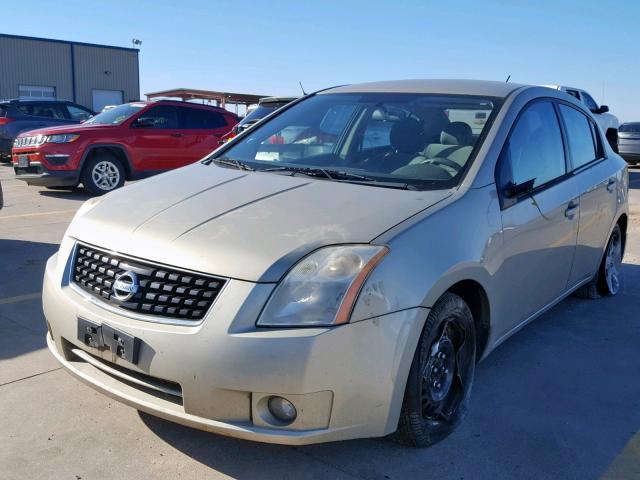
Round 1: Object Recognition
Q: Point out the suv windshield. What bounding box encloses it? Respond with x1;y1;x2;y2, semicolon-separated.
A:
620;123;640;133
215;93;499;190
238;103;288;126
84;103;146;125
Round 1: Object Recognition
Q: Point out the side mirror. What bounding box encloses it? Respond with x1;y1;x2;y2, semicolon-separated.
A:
597;105;609;114
504;178;535;198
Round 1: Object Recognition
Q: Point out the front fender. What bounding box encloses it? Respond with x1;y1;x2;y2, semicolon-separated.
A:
351;184;502;323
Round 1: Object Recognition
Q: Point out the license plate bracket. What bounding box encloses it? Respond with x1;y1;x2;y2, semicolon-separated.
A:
77;317;140;364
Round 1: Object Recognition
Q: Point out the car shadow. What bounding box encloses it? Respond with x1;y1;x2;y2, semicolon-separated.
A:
37;188;91;201
0;239;58;359
139;262;640;479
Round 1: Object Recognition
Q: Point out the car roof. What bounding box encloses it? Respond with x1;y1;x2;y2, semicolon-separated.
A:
0;99;77;105
258;96;298;105
147;99;232;113
321;79;527;98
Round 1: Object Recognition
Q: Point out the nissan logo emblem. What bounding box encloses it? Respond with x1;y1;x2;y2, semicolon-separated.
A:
112;271;139;301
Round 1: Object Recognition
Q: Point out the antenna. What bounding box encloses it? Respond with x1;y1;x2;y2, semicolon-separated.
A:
298;81;307;96
505;75;511;83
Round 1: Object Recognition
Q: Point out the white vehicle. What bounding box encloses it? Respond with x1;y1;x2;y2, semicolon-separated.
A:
543;85;619;151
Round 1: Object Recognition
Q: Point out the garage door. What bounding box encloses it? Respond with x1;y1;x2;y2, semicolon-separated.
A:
92;90;124;112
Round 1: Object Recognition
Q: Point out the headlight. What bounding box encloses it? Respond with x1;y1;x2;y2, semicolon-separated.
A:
257;245;389;327
48;134;80;143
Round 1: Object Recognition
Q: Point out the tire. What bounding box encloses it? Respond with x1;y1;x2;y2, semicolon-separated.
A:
81;154;125;195
574;224;623;299
393;292;476;447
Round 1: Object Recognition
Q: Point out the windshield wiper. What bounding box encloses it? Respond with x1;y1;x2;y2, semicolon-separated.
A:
210;157;254;171
260;166;418;190
261;166;375;181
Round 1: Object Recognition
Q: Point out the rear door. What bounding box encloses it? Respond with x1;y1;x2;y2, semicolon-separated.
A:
558;103;618;286
176;106;232;164
128;105;184;171
494;100;580;340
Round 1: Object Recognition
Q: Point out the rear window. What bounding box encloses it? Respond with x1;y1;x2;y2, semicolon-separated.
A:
0;106;6;117
620;123;640;133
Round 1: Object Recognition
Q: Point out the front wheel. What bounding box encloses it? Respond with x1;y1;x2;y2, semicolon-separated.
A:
393;292;476;447
81;154;125;195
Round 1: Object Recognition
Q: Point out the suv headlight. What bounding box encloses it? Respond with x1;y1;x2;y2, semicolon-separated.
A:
257;245;389;327
48;134;80;143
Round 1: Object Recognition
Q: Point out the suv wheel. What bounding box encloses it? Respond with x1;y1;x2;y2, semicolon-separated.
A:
393;292;476;447
82;154;125;195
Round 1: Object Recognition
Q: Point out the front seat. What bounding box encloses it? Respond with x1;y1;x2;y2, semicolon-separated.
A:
410;122;474;174
365;118;425;172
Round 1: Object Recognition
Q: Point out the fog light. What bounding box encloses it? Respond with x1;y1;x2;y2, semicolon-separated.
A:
267;396;297;423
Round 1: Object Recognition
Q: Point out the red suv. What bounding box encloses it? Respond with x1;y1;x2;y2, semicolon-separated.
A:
12;101;237;194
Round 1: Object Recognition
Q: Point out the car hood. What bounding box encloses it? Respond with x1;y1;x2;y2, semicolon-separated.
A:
17;123;115;137
68;163;452;282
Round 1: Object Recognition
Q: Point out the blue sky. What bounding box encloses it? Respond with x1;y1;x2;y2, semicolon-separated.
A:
4;0;639;120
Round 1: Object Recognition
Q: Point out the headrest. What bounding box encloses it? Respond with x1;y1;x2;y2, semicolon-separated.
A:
440;121;473;146
389;119;424;153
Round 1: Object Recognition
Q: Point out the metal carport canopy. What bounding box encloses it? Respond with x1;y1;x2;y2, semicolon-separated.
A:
144;88;269;107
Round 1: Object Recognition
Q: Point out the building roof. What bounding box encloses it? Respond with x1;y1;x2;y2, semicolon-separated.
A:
0;33;139;52
322;79;527;98
145;88;269;106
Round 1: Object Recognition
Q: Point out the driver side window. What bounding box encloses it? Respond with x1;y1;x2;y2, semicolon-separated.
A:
499;101;566;194
134;106;179;129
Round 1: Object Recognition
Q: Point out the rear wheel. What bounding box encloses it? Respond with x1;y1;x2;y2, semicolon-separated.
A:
393;292;476;447
81;154;125;195
574;224;623;299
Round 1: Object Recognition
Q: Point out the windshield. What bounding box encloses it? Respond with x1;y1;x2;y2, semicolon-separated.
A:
84;103;146;125
620;123;640;133
216;93;499;190
238;104;284;126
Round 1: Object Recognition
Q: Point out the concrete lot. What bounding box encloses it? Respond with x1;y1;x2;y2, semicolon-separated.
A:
1;163;639;480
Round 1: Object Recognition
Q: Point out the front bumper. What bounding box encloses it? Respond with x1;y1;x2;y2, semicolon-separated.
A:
44;243;427;445
13;161;79;187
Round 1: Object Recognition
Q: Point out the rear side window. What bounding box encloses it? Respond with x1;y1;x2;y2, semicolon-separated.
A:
501;101;566;190
559;104;598;168
18;103;67;119
180;107;227;129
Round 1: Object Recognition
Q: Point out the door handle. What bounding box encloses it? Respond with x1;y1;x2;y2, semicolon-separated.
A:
171;133;184;138
565;200;579;218
606;178;615;193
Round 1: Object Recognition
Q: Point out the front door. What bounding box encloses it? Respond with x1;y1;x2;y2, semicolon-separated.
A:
494;100;580;341
129;105;185;171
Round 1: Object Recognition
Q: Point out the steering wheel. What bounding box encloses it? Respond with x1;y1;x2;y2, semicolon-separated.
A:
424;157;462;172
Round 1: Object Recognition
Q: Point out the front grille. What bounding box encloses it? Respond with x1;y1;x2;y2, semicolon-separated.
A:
72;244;226;322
